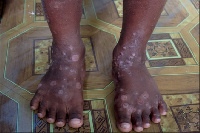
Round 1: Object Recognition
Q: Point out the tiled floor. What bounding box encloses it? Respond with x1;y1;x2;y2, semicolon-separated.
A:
0;0;199;132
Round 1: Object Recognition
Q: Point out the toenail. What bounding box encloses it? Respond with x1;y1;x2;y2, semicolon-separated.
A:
47;118;55;123
120;123;130;129
70;118;81;124
143;123;150;128
134;127;143;132
56;122;65;127
154;118;161;123
161;111;167;115
38;113;44;118
31;106;36;110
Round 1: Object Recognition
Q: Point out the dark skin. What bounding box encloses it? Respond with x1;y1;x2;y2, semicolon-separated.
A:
30;0;168;132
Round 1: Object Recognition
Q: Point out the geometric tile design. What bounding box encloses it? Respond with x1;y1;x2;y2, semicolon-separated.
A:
190;24;199;45
191;0;199;10
146;33;197;67
160;93;199;132
92;109;110;132
35;2;86;21
33;114;50;133
149;58;186;67
113;0;123;17
0;93;18;133
33;38;98;75
171;104;200;132
34;39;52;75
146;40;180;59
33;99;111;132
172;39;193;58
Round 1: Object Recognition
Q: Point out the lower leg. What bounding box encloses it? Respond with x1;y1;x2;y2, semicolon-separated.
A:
113;0;167;132
30;0;85;128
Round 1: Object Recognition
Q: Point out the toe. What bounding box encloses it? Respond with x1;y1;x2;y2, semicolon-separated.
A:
30;94;41;110
115;109;132;132
151;108;161;123
47;107;56;123
158;100;167;115
142;111;150;128
37;103;47;118
56;109;66;127
68;107;83;128
132;113;143;132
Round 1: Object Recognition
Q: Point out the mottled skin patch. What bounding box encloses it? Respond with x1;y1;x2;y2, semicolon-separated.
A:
50;81;57;86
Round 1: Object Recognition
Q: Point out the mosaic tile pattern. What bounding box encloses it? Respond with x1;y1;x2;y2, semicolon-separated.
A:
33;115;50;133
34;38;98;75
0;93;18;133
146;33;197;67
147;40;178;59
160;93;199;132
191;24;199;44
191;0;199;10
171;104;199;132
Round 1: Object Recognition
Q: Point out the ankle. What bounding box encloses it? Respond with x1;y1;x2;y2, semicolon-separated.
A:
113;44;146;66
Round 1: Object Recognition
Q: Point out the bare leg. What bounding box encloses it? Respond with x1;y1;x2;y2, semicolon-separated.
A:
113;0;168;132
30;0;85;128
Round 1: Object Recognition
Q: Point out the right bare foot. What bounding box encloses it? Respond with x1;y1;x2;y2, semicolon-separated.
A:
30;39;85;128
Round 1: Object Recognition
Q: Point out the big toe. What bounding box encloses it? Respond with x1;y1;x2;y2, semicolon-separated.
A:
69;118;82;128
115;107;132;132
118;123;132;132
159;100;168;115
68;107;83;128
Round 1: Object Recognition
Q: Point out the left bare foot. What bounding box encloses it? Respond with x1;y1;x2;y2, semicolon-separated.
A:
112;45;167;132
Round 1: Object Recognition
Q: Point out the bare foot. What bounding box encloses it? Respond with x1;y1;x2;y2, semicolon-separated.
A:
112;45;167;132
30;40;85;128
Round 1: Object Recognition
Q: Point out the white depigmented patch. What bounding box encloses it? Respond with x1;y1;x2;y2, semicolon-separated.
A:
133;33;136;36
141;91;149;99
76;82;81;89
123;47;126;50
58;90;64;95
72;55;79;61
70;69;76;73
38;84;42;88
123;103;129;108
121;95;128;101
50;81;57;86
145;102;151;109
68;45;73;50
120;88;124;92
127;106;135;112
